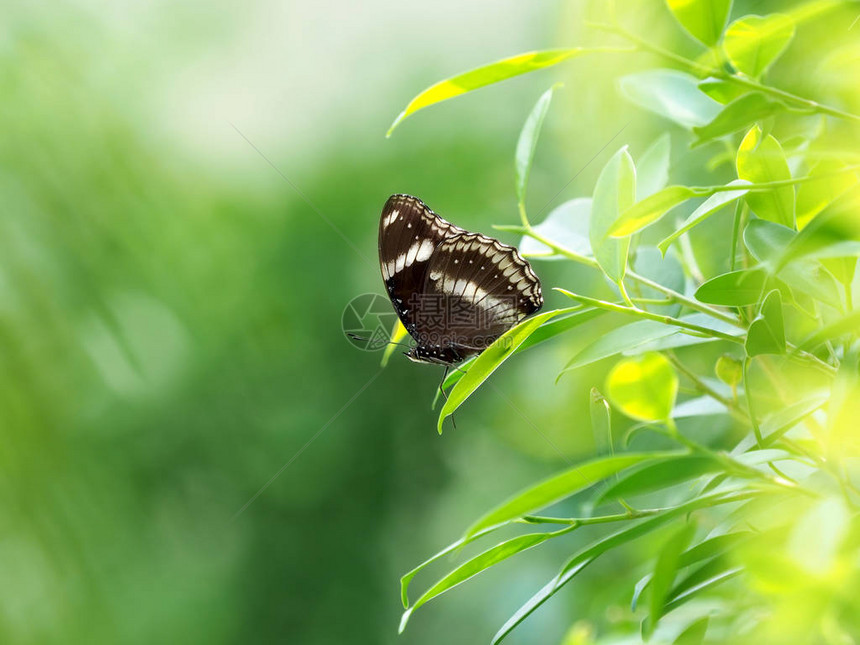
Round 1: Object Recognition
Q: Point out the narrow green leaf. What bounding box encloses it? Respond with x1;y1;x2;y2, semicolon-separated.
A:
796;160;859;230
590;388;613;455
465;452;682;539
516;85;560;208
697;77;748;104
400;531;558;632
695;268;768;305
492;493;741;644
619;70;720;128
400;522;508;609
658;181;750;255
692;93;785;144
610;186;696;237
745;290;785;356
736;126;795;227
437;308;570;433
723;14;796;78
647;521;697;636
637;133;672;200
798;310;860;351
606;353;678;423
666;0;732;46
663;559;743;614
597;455;719;504
381;319;408;367
591;147;636;281
387;49;583;136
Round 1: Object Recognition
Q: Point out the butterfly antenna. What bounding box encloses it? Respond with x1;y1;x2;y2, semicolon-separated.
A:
438;366;457;431
346;333;413;350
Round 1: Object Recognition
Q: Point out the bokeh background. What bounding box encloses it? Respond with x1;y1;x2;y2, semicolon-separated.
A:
3;0;858;643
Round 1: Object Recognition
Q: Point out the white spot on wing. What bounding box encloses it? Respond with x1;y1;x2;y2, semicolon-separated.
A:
382;210;399;228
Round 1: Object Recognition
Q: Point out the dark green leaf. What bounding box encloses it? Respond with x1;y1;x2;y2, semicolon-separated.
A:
647;521;697;636
597;455;719;504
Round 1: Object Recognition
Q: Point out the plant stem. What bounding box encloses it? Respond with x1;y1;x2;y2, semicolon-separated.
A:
665;351;749;423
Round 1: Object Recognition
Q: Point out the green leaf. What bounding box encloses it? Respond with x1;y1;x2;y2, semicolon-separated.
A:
606;352;678;422
666;0;732;46
597;455;720;504
516;85;560;208
695;268;768;306
778;186;860;268
673;616;710;645
590;147;636;281
610;186;696;237
736;126;795;227
723;14;796;78
798;310;860;351
657;181;750;255
400;522;508;609
619;70;720;128
796;161;859;230
743;218;795;268
647;521;697;637
746;290;785;356
697;77;749;104
381;319;408;367
715;354;743;387
561;320;678;373
437;308;605;397
590;388;613;455
386;49;586;136
637;133;672;200
399;531;558;632
492;493;738;644
518;198;592;259
664;557;743;614
465;452;681;540
692;93;785;144
437;308;569;433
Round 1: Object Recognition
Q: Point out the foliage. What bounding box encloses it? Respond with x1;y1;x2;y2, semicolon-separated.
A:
387;0;860;642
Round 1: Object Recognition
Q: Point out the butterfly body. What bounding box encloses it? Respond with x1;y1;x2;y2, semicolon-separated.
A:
379;194;542;365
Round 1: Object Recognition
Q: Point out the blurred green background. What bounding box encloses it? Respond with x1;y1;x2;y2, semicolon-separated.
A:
3;1;857;643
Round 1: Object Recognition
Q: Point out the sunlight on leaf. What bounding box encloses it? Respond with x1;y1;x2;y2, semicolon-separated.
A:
666;0;733;46
697;77;748;104
610;185;696;237
796;160;859;229
692;93;786;144
658;181;750;255
723;14;796;78
381;318;408;367
387;49;584;136
646;521;696;637
636;133;672;201
519;198;592;259
737;125;795;228
606;353;678;422
695;268;768;305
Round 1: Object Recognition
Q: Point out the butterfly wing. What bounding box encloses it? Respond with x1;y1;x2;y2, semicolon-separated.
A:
378;194;464;339
415;231;543;361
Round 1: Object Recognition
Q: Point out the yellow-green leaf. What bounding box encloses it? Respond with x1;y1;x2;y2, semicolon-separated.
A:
606;353;678;422
610;185;696;237
381;319;408;367
723;14;795;78
796;160;859;230
666;0;733;46
736;126;795;227
387;49;582;136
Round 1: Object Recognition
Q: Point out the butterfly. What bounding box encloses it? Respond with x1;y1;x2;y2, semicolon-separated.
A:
379;194;543;366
